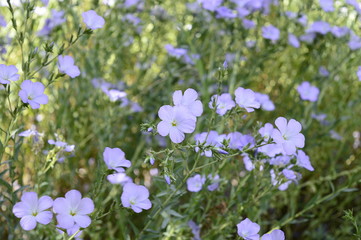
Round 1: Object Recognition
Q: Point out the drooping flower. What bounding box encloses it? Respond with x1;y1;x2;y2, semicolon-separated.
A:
13;192;53;231
187;174;206;192
82;10;105;29
262;25;280;42
173;88;203;117
262;229;285;240
297;81;320;102
107;171;133;185
235;87;260;112
271;117;305;155
103;147;131;172
19;80;48;109
121;183;152;213
58;55;80;78
237;218;260;240
0;64;20;84
157;105;196;143
296;150;314;171
53;190;94;229
209;93;235;116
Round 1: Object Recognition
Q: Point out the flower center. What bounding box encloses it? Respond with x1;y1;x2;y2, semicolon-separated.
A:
32;211;38;216
130;199;136;205
171;120;177;127
70;211;76;216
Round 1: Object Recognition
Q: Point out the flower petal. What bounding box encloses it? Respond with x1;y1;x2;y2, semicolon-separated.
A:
20;216;37;231
35;211;53;225
73;214;91;228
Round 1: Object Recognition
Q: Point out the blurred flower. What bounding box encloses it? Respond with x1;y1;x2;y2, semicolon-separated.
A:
188;220;202;240
299;32;316;43
235;87;260;112
164;175;171;185
19;127;44;141
296;150;314;171
271;117;305;155
103;147;131;172
187;174;206;192
288;34;300;48
157;105;196;143
0;14;6;27
348;32;361;50
319;0;334;12
298;15;308;26
107;172;133;185
82;10;105;30
199;0;223;11
259;123;274;141
357;66;361;81
282;169;297;180
319;66;329;77
58;224;83;240
330;130;343;140
262;229;285;240
121;183;152;213
306;21;331;35
209;93;235;116
297;81;319;102
216;6;237;19
194;131;221;157
262;25;280;42
53;190;94;229
242;154;255;171
165;44;188;58
19;80;48;109
13;192;53;231
243;19;256;29
207;174;220;191
38;10;66;36
58;55;80;78
346;0;361;13
237;218;260;240
255;92;275;111
0;64;20;84
331;26;349;38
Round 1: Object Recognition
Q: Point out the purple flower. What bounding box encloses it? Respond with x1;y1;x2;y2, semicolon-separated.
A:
194;131;221;157
243;154;255;171
297;81;319;102
271;117;305;155
306;21;331;35
0;64;20;84
165;44;188;58
53;190;94;229
331;26;349;38
13;192;53;231
164;175;171;185
48;140;75;152
58;55;80;78
346;0;361;13
282;169;297;180
243;19;256;29
262;229;285;240
157;105;196;143
237;218;260;240
227;132;255;150
58;224;83;240
357;67;361;81
173;88;203;117
259;123;274;141
298;15;308;26
107;172;133;185
319;66;329;77
288;34;300;48
124;0;142;8
319;0;334;12
38;10;66;36
349;32;361;50
235;87;260;112
103;147;131;172
216;6;237;19
296;150;314;171
121;183;152;213
255;92;275;111
209;93;235;116
300;32;316;43
207;174;220;191
199;0;223;11
188;220;201;240
262;25;280;42
187;174;206;192
0;15;6;27
82;10;105;30
19;80;48;109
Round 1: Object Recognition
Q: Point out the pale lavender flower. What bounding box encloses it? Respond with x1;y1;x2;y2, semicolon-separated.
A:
288;34;300;48
227;132;255;150
306;21;331;35
199;0;223;11
259;123;274;141
82;10;105;30
346;0;361;13
53;190;94;229
13;192;53;231
187;174;206;192
173;88;203;117
19;80;48;109
300;32;316;43
107;172;133;185
0;64;20;84
271;117;305;155
188;220;202;240
0;15;6;27
282;169;297;180
269;155;291;166
298;15;308;26
246;40;256;48
209;93;235;116
38;10;66;36
243;154;255;171
121;183;152;213
106;89;127;102
258;143;284;157
216;6;237;19
331;26;349;38
243;19;256;29
255;92;275;111
319;66;329;77
124;0;142;8
330;130;343;140
207;174;220;191
123;14;141;26
262;229;285;240
357;67;361;81
103;147;131;172
58;55;80;78
270;169;292;191
194;131;221;157
19;127;44;141
235;87;260;112
237;7;251;18
41;0;49;5
285;11;297;19
297;81;319;102
348;32;361;50
262;25;280;42
319;0;334;12
296;150;314;171
48;140;75;152
157;105;196;143
237;218;260;240
164;175;171;185
165;44;188;58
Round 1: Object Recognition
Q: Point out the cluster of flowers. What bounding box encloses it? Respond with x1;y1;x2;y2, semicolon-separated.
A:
237;218;285;240
165;44;200;65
